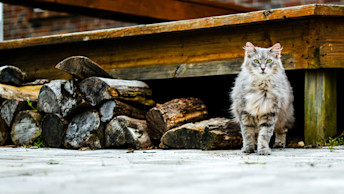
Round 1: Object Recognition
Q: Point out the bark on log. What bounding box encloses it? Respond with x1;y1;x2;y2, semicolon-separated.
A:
0;83;42;100
22;79;49;86
55;56;113;80
0;118;9;145
105;115;151;149
159;118;227;149
0;65;27;86
99;100;146;122
146;97;208;141
42;114;68;148
200;119;242;150
0;98;35;127
78;77;155;107
37;79;83;117
63;109;104;149
11;110;42;146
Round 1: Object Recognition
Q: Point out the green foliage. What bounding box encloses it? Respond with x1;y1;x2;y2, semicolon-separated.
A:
27;98;38;112
327;132;344;151
48;160;59;165
34;130;45;148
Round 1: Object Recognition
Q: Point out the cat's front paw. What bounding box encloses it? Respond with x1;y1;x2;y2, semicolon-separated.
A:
258;148;271;155
273;141;285;148
241;146;255;154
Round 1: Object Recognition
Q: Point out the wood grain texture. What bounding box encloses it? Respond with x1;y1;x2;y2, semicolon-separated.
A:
55;56;113;80
0;4;341;50
304;70;337;144
0;5;342;80
146;97;208;140
0;83;42;100
0;19;312;80
319;18;344;68
0;0;257;22
11;110;42;146
78;77;154;106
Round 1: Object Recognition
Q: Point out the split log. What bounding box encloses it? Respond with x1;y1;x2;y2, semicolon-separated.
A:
99;100;146;122
0;65;27;86
55;56;113;80
0;118;9;145
105;115;151;149
11;110;42;146
63;109;104;149
0;98;35;127
42;114;68;148
37;79;83;117
159;118;227;149
78;77;155;106
146;97;208;141
0;83;42;101
200;119;242;150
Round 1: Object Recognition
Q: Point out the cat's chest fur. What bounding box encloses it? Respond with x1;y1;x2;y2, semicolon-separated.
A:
244;77;279;116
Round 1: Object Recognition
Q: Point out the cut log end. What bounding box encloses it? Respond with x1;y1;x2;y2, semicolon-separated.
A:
0;65;27;86
11;110;42;146
105;115;152;149
38;79;82;117
63;110;103;149
42;114;67;148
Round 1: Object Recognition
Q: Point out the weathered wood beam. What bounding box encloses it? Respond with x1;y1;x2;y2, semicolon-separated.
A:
0;0;257;23
304;70;337;144
0;5;343;80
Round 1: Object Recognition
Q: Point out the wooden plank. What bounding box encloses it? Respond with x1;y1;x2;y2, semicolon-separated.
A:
0;4;342;50
304;70;337;144
0;0;257;23
0;5;342;80
0;19;310;80
319;18;344;68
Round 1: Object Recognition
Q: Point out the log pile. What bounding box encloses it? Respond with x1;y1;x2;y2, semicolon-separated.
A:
0;56;242;150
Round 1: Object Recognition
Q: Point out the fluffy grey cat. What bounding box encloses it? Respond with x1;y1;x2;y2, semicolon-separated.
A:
230;42;294;155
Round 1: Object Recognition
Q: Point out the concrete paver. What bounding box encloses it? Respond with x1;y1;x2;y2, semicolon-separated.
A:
1;147;344;194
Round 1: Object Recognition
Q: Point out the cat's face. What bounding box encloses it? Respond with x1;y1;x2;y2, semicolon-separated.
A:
243;42;282;76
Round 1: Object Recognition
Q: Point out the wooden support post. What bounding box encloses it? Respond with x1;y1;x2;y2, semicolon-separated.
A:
304;69;337;144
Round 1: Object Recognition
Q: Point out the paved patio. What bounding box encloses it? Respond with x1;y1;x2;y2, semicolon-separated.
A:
1;147;344;194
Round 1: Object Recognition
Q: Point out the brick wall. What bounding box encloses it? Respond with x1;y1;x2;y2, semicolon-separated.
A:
3;4;136;40
2;1;344;40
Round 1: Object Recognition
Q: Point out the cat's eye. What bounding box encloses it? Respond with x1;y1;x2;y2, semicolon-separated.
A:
253;59;259;63
267;59;272;63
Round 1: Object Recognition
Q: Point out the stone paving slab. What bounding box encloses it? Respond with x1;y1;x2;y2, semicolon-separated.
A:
1;147;344;194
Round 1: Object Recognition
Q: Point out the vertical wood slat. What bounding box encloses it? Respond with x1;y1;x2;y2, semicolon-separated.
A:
304;69;337;144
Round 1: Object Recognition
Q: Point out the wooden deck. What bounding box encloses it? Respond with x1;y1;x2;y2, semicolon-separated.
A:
0;4;343;144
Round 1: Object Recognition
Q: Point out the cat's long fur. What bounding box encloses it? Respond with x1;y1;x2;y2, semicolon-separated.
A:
230;42;294;155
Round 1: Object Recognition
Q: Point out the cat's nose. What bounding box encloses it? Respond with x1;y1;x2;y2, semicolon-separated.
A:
261;67;265;72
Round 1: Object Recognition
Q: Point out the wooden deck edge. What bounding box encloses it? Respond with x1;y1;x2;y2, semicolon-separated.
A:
107;54;304;80
0;4;343;50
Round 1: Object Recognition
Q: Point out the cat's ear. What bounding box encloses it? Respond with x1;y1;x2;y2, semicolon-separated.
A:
270;43;283;58
244;42;256;57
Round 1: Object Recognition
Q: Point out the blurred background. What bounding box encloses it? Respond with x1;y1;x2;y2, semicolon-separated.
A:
1;0;344;41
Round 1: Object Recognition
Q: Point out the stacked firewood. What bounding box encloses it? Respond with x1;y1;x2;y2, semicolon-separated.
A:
0;56;242;150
